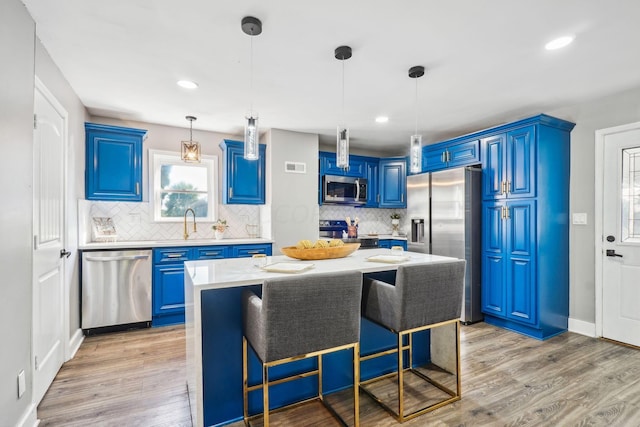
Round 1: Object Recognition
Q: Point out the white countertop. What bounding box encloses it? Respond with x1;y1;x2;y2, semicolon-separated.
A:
362;234;408;240
185;248;457;291
79;237;274;250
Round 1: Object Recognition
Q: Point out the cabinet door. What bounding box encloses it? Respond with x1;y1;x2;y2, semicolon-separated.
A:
481;202;506;316
320;152;366;177
506;126;536;198
365;159;379;207
481;134;506;200
422;145;447;172
230;244;272;258
378;240;391;249
193;246;228;260
379;159;407;208
448;139;480;168
85;123;146;201
221;140;266;204
505;200;536;325
152;263;186;324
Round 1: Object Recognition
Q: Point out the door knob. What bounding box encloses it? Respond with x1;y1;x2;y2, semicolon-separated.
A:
60;249;71;258
606;235;615;242
606;249;623;258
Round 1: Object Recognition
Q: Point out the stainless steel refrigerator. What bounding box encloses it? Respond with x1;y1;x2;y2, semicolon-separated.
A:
407;166;483;324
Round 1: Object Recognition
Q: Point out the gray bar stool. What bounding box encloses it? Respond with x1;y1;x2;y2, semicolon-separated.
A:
360;260;466;422
242;270;363;427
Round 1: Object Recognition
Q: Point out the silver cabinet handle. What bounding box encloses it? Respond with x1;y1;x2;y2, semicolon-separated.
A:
136;182;140;195
202;252;222;256
246;250;261;254
167;253;183;258
85;255;150;262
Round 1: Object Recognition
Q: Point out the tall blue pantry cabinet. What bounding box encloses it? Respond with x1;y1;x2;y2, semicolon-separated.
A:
480;115;575;340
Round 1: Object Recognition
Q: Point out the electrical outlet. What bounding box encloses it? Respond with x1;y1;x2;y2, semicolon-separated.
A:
572;213;587;225
17;370;25;398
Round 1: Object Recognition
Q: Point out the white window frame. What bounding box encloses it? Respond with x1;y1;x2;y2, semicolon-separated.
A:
149;149;218;222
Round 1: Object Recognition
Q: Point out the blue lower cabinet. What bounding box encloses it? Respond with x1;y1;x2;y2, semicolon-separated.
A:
378;239;407;250
152;243;272;326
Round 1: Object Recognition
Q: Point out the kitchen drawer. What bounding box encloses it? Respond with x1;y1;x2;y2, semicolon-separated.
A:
194;246;229;260
230;244;272;258
153;247;191;264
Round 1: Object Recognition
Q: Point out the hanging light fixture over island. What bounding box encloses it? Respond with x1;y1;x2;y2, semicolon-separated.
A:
335;45;352;169
241;16;262;161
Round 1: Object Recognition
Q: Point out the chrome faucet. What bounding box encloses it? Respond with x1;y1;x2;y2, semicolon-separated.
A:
184;208;197;240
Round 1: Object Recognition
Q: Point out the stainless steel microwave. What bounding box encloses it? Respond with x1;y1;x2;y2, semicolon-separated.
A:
322;175;367;205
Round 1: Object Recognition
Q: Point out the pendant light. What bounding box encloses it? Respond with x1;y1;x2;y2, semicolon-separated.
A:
241;16;262;160
408;66;425;173
181;115;200;163
335;45;352;169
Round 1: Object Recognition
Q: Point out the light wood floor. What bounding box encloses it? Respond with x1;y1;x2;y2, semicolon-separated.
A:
38;323;640;426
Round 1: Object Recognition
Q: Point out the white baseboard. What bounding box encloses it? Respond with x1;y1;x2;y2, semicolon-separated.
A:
15;403;38;427
67;328;84;361
568;318;596;337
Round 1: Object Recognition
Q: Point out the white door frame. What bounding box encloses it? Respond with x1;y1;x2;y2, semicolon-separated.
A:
33;76;71;362
594;120;640;338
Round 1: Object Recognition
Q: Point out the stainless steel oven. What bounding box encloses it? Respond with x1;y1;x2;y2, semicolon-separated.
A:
322;175;367;205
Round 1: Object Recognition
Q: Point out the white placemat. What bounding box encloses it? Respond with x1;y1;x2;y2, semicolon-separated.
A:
261;262;315;273
366;255;410;264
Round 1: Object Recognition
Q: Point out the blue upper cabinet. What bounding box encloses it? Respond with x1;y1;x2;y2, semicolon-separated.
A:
364;157;379;207
378;158;407;208
85;123;147;201
422;139;480;173
319;151;366;178
220;139;266;204
482;125;535;200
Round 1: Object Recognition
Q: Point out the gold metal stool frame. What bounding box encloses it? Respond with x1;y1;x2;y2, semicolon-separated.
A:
242;337;360;427
359;319;461;423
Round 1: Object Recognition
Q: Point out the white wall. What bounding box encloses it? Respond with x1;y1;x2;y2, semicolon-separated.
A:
265;129;319;252
0;1;36;425
548;86;640;324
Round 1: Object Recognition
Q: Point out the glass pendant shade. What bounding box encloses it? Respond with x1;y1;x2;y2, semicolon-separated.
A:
244;115;259;160
181;115;200;163
181;140;201;163
410;134;422;173
336;126;349;168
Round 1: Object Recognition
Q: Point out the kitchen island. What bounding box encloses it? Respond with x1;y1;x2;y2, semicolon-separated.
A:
185;249;458;427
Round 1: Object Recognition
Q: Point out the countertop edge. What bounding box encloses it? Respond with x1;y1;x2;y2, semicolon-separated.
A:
79;238;274;250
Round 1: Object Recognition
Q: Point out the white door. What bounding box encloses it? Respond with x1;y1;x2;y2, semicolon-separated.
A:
601;123;640;347
33;80;67;404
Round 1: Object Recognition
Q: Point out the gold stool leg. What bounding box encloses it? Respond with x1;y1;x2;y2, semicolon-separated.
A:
242;337;249;424
263;364;269;427
318;354;323;401
354;343;360;427
397;332;404;421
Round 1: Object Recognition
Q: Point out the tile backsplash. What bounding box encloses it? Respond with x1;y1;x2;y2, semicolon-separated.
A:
319;205;408;236
78;199;261;243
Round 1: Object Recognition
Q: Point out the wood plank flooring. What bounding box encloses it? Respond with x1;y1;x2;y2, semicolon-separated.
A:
38;323;640;426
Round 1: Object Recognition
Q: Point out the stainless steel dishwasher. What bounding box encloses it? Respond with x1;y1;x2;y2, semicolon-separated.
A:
81;249;152;333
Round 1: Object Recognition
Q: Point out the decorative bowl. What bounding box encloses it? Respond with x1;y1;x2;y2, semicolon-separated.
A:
280;243;361;260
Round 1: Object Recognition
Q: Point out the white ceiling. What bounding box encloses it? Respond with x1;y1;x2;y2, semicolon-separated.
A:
22;0;640;154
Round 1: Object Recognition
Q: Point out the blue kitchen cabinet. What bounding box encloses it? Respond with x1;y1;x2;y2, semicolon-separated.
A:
378;158;407;208
152;243;272;326
479;115;574;340
319;151;366;178
220;139;266;204
482;126;535;200
152;247;192;326
482;200;535;325
85;122;147;201
378;239;407;250
230;244;272;258
365;157;379;207
422;139;480;173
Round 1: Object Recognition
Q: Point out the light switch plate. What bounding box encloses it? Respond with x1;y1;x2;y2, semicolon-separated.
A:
572;213;587;225
18;370;25;398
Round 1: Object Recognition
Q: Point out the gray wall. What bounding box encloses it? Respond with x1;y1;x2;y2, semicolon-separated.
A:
549;87;640;324
265;129;320;252
0;0;35;425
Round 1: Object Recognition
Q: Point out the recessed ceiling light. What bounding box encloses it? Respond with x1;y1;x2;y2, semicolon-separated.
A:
177;80;199;89
375;116;389;123
545;35;575;50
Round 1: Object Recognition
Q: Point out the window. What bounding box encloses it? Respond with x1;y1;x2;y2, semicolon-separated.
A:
622;146;640;241
149;150;217;222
